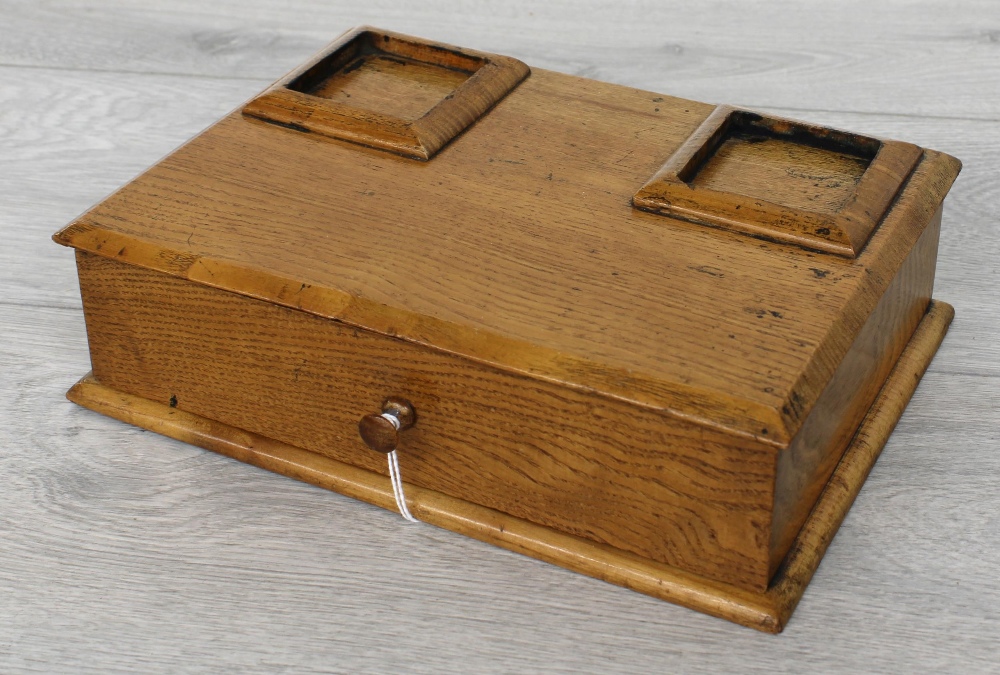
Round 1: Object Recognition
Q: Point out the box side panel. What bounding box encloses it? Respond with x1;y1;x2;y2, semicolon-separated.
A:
76;251;777;592
769;207;942;575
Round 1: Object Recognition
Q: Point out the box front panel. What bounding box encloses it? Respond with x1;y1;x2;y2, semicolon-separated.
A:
76;251;776;591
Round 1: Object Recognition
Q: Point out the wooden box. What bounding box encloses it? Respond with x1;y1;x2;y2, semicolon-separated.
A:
53;27;961;632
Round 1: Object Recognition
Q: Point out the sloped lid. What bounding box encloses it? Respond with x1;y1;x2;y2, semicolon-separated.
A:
53;31;961;446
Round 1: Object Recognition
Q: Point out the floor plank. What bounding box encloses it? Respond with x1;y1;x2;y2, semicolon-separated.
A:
1;0;999;119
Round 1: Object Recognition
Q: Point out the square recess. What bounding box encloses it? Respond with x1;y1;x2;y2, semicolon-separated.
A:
242;27;529;160
632;106;922;257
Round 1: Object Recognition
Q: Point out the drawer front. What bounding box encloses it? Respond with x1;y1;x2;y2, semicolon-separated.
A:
77;251;776;591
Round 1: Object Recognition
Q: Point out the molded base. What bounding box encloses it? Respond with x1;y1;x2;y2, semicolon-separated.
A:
65;301;953;633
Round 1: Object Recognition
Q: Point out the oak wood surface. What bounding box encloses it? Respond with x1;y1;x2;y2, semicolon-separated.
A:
2;1;999;672
632;106;925;257
311;54;468;116
243;27;530;160
768;208;941;575
52;66;958;448
695;135;867;212
55;24;955;596
66;185;948;594
75;250;777;591
60;298;955;634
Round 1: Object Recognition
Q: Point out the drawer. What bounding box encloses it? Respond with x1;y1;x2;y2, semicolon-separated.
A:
76;250;776;591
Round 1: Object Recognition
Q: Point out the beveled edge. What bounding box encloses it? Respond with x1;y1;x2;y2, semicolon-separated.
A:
63;300;953;633
632;105;923;257
51;149;962;446
241;26;530;160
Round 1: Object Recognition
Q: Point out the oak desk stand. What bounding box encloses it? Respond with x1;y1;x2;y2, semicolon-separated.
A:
54;27;960;632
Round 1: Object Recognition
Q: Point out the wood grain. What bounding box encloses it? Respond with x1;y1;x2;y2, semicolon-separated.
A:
61;299;955;633
243;27;530;159
2;1;1000;671
769;208;941;575
55;25;958;601
310;54;469;117
694;136;867;213
632;106;923;257
75;250;778;592
69;184;948;594
52;67;959;448
4;70;997;379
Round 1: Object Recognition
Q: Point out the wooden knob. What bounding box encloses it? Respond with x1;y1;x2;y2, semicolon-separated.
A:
358;397;416;453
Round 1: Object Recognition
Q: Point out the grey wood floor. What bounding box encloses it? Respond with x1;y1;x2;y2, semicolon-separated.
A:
2;1;998;672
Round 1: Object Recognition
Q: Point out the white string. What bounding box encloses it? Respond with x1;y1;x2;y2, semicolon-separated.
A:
380;412;401;430
379;412;418;523
387;450;418;523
